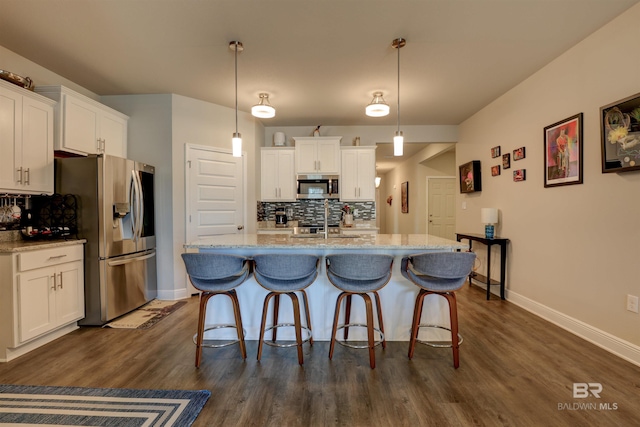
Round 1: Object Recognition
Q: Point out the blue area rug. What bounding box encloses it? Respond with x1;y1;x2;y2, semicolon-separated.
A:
0;384;210;426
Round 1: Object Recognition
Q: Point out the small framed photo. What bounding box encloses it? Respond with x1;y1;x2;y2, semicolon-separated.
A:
544;113;583;187
513;169;526;182
491;146;501;158
491;165;501;176
502;153;511;170
459;160;482;193
513;147;526;161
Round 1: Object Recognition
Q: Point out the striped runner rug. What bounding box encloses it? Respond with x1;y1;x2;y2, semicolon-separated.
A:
0;384;210;426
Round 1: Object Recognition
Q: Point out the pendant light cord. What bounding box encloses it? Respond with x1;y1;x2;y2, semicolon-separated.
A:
234;41;239;134
397;40;400;133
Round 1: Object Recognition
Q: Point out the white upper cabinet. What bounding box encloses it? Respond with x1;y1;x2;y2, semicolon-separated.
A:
294;137;341;174
0;80;55;195
261;148;295;201
340;147;376;201
35;85;128;157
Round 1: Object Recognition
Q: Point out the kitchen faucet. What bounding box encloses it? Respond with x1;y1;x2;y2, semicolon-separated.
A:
324;199;329;239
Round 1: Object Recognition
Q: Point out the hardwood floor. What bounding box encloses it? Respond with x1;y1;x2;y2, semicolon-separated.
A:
1;283;639;426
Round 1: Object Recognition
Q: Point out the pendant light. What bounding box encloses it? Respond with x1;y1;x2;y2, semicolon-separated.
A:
252;93;276;118
392;37;406;156
365;92;390;117
229;41;243;157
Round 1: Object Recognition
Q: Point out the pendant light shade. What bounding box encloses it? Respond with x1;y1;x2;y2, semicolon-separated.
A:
394;131;404;156
365;92;390;117
229;41;243;157
392;37;406;157
252;93;276;118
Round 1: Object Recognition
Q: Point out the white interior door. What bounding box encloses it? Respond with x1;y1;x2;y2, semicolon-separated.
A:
186;145;245;242
427;177;456;240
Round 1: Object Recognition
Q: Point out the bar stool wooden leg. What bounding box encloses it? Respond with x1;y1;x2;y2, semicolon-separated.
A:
408;289;427;360
301;290;313;346
344;294;352;340
228;289;246;360
373;291;386;349
195;292;213;368
287;292;304;365
258;292;276;362
361;293;376;369
329;292;347;360
271;294;280;343
443;292;460;369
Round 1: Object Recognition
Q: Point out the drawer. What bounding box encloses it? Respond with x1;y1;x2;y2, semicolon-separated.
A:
18;244;84;272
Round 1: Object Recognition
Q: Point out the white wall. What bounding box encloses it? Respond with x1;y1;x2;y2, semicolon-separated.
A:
456;4;640;362
0;45;100;100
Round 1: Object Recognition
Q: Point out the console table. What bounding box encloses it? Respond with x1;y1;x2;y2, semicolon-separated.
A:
456;233;509;300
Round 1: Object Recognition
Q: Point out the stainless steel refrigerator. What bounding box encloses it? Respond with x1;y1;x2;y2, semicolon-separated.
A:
55;154;157;325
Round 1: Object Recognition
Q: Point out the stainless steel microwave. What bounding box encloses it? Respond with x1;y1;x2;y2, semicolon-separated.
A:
296;175;339;199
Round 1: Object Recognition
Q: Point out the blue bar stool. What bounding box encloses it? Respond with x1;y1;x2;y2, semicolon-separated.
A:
181;253;250;368
401;252;476;368
253;254;320;365
325;254;394;369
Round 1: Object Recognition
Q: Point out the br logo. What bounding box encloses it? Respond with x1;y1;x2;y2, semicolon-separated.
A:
573;383;602;398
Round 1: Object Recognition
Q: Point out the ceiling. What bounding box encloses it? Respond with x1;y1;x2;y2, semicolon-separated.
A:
0;1;637;130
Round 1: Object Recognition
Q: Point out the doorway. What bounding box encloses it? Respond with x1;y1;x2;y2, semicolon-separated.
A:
427;177;456;240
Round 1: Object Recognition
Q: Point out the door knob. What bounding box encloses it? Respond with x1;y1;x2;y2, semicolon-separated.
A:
237;225;244;230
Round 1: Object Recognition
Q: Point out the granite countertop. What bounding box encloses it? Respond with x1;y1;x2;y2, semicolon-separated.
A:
185;233;465;251
0;238;87;253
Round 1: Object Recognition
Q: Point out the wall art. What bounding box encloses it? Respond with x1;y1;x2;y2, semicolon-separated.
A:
544;113;583;187
502;153;511;170
459;160;482;193
513;147;526;161
513;169;526;182
491;165;501;176
600;92;640;173
491;146;501;158
401;181;409;213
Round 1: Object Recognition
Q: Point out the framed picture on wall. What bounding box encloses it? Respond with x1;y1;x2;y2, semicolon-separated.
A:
544;113;583;187
491;146;501;158
491;165;501;176
459;160;482;193
502;153;511;169
401;181;409;213
600;92;640;173
513;147;526;160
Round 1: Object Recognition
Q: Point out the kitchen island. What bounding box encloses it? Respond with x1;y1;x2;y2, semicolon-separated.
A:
184;234;467;341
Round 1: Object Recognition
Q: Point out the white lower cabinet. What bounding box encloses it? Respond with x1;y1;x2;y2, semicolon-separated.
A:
0;243;85;362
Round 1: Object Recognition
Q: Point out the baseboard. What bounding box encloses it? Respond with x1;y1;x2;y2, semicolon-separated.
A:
506;290;640;368
156;287;190;301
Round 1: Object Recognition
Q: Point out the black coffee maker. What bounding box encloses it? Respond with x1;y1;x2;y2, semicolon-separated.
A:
275;208;287;228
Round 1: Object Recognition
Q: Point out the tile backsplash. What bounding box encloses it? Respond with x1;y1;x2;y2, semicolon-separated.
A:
258;200;375;225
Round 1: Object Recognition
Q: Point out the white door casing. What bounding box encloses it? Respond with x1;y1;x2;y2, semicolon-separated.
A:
427;177;456;240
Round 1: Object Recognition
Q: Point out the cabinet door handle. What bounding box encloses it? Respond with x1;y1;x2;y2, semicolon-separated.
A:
58;272;63;289
16;167;23;184
24;168;30;185
48;254;67;260
102;138;106;152
51;274;57;291
318;161;321;171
